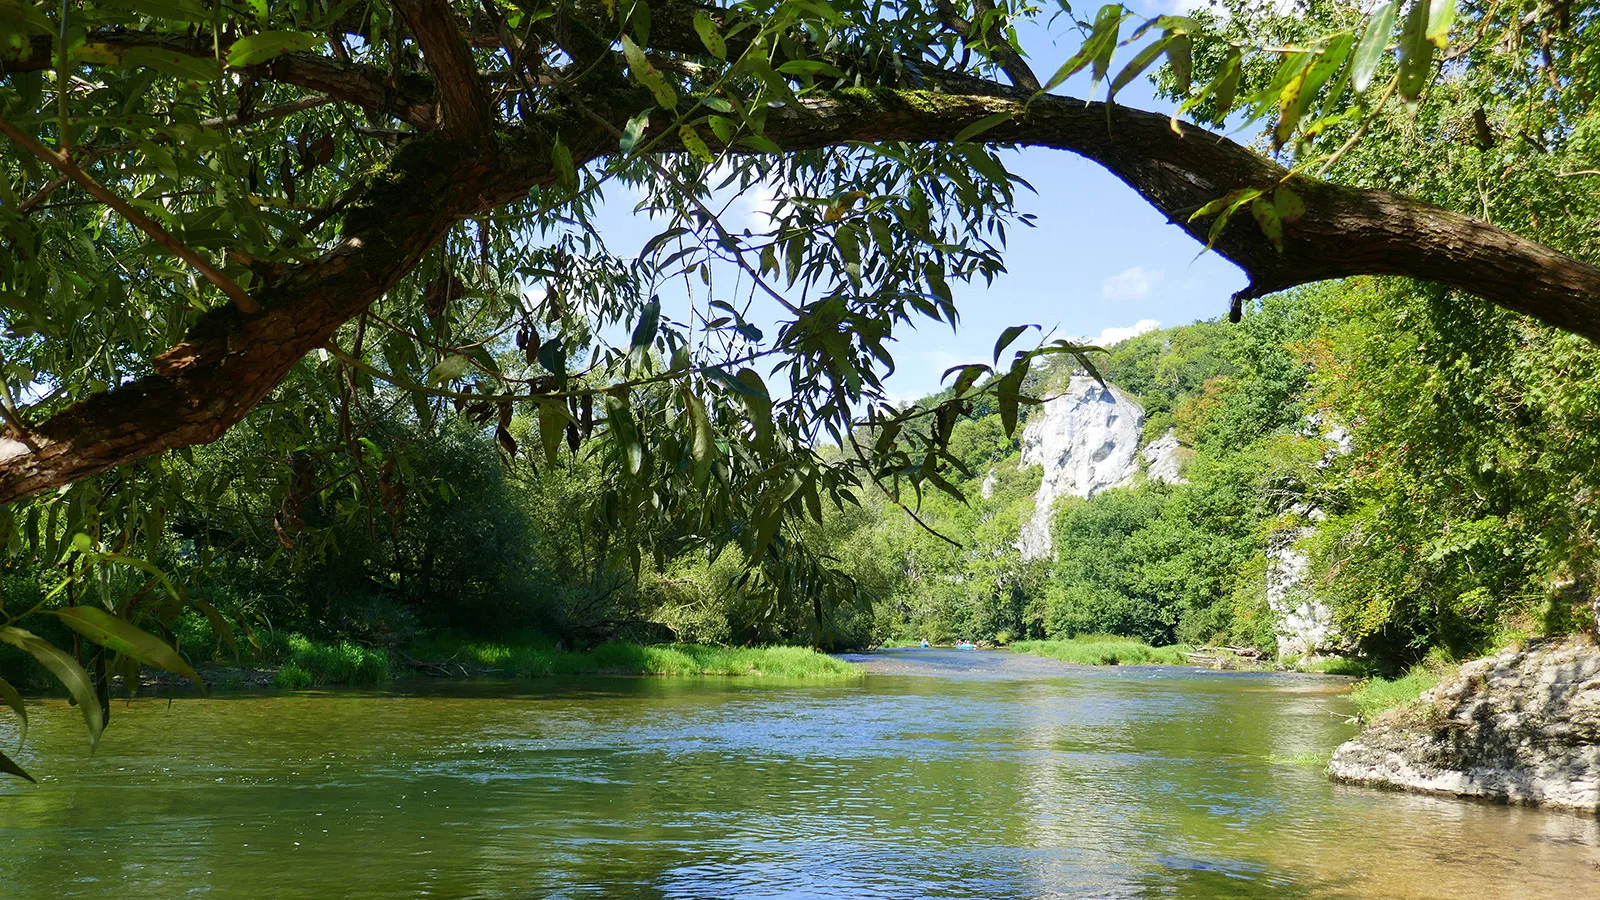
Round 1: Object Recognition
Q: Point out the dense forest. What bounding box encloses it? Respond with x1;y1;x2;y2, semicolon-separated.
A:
10;271;1599;686
819;276;1600;664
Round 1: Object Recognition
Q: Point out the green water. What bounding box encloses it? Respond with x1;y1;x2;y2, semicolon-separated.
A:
2;649;1598;899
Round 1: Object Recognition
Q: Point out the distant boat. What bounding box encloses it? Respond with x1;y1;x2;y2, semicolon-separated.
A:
955;642;977;650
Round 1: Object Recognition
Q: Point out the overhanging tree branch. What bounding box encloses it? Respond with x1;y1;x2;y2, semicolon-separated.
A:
934;0;1042;91
3;82;1600;504
11;33;438;130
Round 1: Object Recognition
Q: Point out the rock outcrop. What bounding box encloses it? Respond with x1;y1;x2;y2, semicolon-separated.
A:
1266;505;1341;658
1329;638;1600;810
1017;376;1145;559
1016;378;1188;559
1140;429;1187;485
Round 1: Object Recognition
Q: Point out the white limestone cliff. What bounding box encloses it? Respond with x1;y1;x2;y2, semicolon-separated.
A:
1017;376;1147;560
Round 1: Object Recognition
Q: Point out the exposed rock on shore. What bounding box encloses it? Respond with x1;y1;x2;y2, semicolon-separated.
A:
1329;638;1600;811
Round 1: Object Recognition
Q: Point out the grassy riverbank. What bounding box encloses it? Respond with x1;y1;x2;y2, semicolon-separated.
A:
1346;653;1457;721
262;634;861;687
1009;636;1192;666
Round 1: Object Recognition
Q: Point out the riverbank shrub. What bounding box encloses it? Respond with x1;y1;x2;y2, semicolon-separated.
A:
271;665;314;690
398;636;859;678
1010;637;1192;666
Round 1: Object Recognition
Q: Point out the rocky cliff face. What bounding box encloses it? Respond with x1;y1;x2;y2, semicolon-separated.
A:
1329;638;1600;810
1267;505;1341;658
1017;376;1182;560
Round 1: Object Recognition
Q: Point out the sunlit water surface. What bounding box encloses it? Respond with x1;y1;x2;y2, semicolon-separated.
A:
3;649;1598;899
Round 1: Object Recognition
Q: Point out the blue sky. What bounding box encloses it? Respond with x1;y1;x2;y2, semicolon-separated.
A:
582;3;1244;404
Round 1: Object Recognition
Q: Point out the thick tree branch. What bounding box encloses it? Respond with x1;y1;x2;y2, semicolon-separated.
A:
934;0;1042;91
11;34;438;130
5;85;1600;504
730;88;1600;341
392;0;495;137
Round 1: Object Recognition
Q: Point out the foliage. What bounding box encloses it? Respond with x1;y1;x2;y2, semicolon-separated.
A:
1010;637;1192;666
402;635;859;678
267;634;392;688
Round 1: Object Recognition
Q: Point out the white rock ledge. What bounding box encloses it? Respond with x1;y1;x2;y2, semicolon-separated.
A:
1329;638;1600;811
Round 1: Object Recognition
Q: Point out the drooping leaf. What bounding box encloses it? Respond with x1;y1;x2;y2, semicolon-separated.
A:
679;125;714;163
0;627;103;747
776;59;845;78
620;111;651;154
51;606;203;687
426;354;471;385
226;31;326;68
121;46;219;82
687;391;715;484
538;401;566;465
953;112;1015;143
1250;196;1285;252
1352;0;1397;92
631;295;662;350
1110;35;1171;99
0;675;25;746
621;35;678;111
1213;48;1242;119
1088;7;1123;88
993;324;1038;363
1274;185;1307;223
1396;0;1434;102
0;748;33;783
693;11;727;60
1426;0;1455;48
1166;32;1193;96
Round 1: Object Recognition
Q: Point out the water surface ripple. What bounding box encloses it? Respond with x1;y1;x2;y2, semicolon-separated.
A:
2;648;1597;899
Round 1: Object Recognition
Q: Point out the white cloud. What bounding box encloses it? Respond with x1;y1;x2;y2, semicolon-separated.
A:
1093;319;1161;347
1101;266;1165;301
736;182;781;232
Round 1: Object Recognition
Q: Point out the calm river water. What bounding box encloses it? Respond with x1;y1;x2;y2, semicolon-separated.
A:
3;648;1599;899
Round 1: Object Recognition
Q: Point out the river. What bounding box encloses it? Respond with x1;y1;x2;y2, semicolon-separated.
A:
2;648;1598;898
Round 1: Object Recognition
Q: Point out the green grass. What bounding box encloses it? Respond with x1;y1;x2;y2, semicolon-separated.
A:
1010;636;1192;666
406;636;862;679
268;634;392;687
1347;667;1442;721
1346;651;1460;721
1291;655;1374;676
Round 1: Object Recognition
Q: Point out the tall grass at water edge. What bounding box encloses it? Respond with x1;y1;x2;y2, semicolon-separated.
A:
268;634;392;688
1346;655;1455;721
1009;636;1192;666
406;637;862;678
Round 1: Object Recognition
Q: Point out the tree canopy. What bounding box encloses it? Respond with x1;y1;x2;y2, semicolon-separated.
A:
2;0;1600;773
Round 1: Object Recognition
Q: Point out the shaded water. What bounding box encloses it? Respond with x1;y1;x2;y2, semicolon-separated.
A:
2;648;1598;899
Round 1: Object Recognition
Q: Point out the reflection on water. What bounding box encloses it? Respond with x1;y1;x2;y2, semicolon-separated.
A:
2;649;1598;899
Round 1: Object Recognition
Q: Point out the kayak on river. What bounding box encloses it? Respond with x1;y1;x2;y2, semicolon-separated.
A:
955;642;977;650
